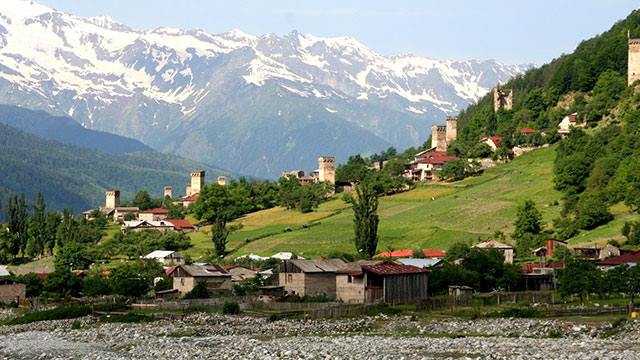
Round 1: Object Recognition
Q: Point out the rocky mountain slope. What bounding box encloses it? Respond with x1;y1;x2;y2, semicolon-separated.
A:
0;0;530;178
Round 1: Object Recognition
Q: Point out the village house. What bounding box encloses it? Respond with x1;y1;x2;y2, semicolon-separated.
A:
533;239;568;258
573;244;620;261
374;248;446;259
473;240;514;264
0;267;26;304
403;149;458;181
282;157;337;185
138;208;170;221
143;250;186;266
168;264;232;296
224;265;257;282
597;250;640;269
122;219;195;233
521;261;565;291
558;112;583;135
481;136;504;152
277;259;346;299
336;261;429;304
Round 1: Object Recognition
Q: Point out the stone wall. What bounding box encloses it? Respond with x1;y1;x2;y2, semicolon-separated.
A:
629;38;640;85
336;274;365;304
0;284;26;304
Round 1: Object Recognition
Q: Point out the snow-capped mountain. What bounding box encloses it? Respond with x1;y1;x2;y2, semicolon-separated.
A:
0;0;531;178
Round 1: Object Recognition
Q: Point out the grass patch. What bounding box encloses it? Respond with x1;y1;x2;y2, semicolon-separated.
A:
3;305;92;325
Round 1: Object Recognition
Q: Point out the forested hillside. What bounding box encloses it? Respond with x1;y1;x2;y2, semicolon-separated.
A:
448;10;640;244
0;124;228;218
0;105;152;154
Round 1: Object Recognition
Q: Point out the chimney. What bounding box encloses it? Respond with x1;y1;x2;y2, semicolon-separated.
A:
546;239;555;258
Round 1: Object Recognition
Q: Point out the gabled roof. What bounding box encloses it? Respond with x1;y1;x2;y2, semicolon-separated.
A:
374;248;446;259
169;264;230;277
287;259;347;273
123;220;174;229
165;219;194;230
144;250;181;259
414;147;438;158
362;261;427;276
336;260;381;275
521;261;565;274
474;240;513;250
483;136;503;148
115;207;140;212
520;128;540;135
416;151;457;165
141;208;170;214
182;194;199;202
396;258;442;268
598;251;640;267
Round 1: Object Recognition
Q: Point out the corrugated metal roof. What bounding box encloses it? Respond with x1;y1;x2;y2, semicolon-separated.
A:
289;259;346;273
173;264;230;277
396;258;442;268
362;261;427;276
144;250;177;259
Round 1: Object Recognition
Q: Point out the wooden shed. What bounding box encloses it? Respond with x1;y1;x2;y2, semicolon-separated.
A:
278;259;346;299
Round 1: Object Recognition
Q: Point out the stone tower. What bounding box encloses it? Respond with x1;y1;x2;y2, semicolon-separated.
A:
163;186;172;198
217;176;227;186
105;190;120;209
628;32;640;86
189;171;205;196
445;116;457;145
493;85;513;112
431;124;447;151
185;184;192;197
318;157;336;184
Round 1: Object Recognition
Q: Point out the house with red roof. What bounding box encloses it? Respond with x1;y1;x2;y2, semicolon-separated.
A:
482;136;504;152
335;261;428;304
374;248;445;259
403;148;458;181
181;194;199;208
138;208;170;221
597;251;640;268
558;112;584;135
165;219;196;232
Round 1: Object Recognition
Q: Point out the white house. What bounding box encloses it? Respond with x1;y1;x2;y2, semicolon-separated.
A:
558;112;580;134
143;250;185;266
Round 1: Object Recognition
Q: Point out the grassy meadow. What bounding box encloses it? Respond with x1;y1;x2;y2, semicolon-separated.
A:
183;146;636;260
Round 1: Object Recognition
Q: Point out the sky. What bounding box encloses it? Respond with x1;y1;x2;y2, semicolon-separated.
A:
38;0;639;65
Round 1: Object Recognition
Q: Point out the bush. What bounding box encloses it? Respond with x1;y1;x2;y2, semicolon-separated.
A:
301;294;330;303
4;305;91;325
483;308;543;318
366;303;401;316
82;272;111;297
222;301;240;315
12;273;43;298
183;282;210;299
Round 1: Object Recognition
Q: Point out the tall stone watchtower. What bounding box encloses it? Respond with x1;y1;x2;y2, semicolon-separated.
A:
163;186;173;198
189;171;205;196
445;116;457;145
105;190;120;209
431;124;447;151
628;32;640;86
493;85;513;112
318;157;336;184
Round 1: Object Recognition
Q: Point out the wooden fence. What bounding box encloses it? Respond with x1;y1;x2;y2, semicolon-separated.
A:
418;291;556;311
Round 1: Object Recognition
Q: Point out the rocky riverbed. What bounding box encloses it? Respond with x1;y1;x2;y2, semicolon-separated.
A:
0;313;639;359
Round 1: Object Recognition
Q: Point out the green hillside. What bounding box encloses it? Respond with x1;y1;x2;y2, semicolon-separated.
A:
184;146;638;260
0;123;228;217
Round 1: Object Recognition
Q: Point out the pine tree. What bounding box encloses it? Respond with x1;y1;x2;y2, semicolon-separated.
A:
7;194;28;257
345;181;379;258
55;209;77;249
26;193;46;257
44;211;61;256
212;217;229;257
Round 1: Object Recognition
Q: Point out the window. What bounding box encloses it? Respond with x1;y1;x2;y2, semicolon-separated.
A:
287;274;292;283
347;275;353;283
180;278;185;286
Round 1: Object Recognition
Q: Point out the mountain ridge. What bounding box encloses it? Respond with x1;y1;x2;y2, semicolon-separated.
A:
0;0;531;178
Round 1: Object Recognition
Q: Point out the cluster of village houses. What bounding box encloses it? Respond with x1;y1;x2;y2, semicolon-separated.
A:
402;85;584;182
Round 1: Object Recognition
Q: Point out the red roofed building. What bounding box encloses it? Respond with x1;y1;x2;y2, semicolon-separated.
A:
597;251;640;268
558;112;584;135
520;128;543;135
482;136;504;151
403;148;458;181
181;194;199;208
138;208;170;221
336;261;428;304
165;219;196;232
374;248;445;259
521;261;565;291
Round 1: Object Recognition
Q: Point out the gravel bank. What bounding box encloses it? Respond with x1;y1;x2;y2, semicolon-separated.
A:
0;314;638;359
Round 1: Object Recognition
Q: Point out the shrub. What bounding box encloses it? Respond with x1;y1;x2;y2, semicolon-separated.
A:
222;301;240;315
183;282;210;299
483;308;543;318
4;305;91;325
366;303;401;316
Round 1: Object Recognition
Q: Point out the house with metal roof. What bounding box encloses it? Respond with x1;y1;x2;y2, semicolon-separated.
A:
168;264;232;296
336;261;428;304
143;250;185;266
277;259;346;299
